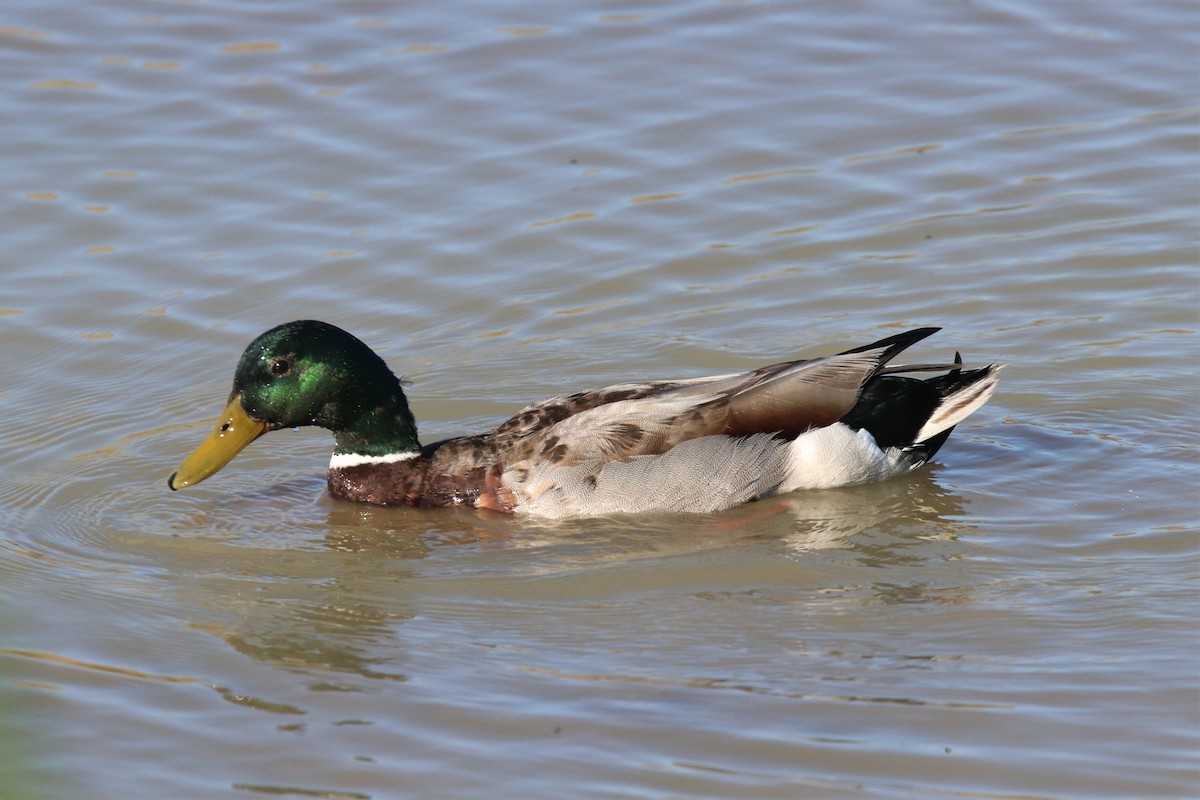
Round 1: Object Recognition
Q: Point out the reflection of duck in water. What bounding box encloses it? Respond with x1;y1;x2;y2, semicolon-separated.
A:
169;321;1000;518
772;467;974;555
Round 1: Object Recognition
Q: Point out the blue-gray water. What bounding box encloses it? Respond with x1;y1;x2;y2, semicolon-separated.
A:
1;1;1196;797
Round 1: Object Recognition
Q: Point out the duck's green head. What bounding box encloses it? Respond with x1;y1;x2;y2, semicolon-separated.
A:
168;320;419;491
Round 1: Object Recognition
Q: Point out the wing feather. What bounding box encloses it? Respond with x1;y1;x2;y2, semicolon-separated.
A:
429;327;940;470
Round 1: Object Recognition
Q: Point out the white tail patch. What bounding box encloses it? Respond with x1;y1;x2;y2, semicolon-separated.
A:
783;423;914;491
914;366;1003;443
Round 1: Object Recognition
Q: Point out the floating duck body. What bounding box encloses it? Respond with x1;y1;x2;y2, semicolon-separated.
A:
169;321;1000;518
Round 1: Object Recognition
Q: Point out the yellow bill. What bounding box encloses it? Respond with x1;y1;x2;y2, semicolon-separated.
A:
168;395;270;490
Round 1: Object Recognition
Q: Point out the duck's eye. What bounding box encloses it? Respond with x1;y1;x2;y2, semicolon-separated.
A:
268;357;292;377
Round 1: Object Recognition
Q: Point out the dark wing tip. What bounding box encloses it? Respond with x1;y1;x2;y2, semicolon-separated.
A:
838;327;940;357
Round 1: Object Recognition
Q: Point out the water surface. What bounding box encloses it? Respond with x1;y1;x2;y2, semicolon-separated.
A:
1;0;1197;797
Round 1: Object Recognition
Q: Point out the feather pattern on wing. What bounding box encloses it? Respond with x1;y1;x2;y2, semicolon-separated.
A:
425;328;944;471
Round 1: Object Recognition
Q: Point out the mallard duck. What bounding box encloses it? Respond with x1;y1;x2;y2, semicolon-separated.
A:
168;320;1000;517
